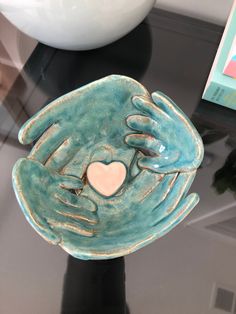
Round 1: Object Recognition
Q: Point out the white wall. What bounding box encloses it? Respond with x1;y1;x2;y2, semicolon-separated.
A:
155;0;234;25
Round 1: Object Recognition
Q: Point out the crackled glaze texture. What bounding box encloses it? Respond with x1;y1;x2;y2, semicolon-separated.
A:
12;75;204;260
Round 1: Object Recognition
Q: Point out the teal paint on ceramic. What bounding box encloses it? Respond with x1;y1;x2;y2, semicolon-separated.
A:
12;75;204;260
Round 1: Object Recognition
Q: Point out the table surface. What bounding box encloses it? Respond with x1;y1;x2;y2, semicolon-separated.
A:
1;8;236;314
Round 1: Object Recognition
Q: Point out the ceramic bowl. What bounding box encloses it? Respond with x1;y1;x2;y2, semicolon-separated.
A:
12;75;204;260
0;0;155;50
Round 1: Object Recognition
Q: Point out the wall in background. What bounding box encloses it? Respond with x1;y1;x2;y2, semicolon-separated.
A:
155;0;234;25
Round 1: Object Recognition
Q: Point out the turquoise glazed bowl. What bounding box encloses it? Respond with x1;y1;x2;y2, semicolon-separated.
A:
12;75;204;260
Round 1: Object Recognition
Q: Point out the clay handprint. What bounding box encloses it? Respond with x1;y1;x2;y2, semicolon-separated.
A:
13;159;98;244
126;92;203;173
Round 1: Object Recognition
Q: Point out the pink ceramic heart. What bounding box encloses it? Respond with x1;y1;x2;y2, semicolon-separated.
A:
87;162;126;197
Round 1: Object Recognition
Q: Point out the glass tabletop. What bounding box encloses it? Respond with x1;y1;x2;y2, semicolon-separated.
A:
1;8;236;314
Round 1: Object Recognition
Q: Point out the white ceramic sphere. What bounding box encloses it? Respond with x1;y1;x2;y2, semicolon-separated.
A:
0;0;155;50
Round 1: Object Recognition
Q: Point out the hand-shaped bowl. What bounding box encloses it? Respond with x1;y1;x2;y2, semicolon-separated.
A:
12;75;204;260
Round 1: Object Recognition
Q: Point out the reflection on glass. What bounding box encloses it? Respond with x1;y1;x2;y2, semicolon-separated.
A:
192;99;236;197
213;149;236;196
1;20;152;151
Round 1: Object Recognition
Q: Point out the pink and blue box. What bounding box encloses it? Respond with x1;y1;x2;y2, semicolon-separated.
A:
203;1;236;109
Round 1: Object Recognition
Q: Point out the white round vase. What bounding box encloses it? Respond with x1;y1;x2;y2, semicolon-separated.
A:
0;0;155;50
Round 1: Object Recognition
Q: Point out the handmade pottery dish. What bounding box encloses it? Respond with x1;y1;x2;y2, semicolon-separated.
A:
12;75;204;260
0;0;155;50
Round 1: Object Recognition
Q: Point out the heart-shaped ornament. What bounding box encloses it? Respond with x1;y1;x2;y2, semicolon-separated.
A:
87;162;126;197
